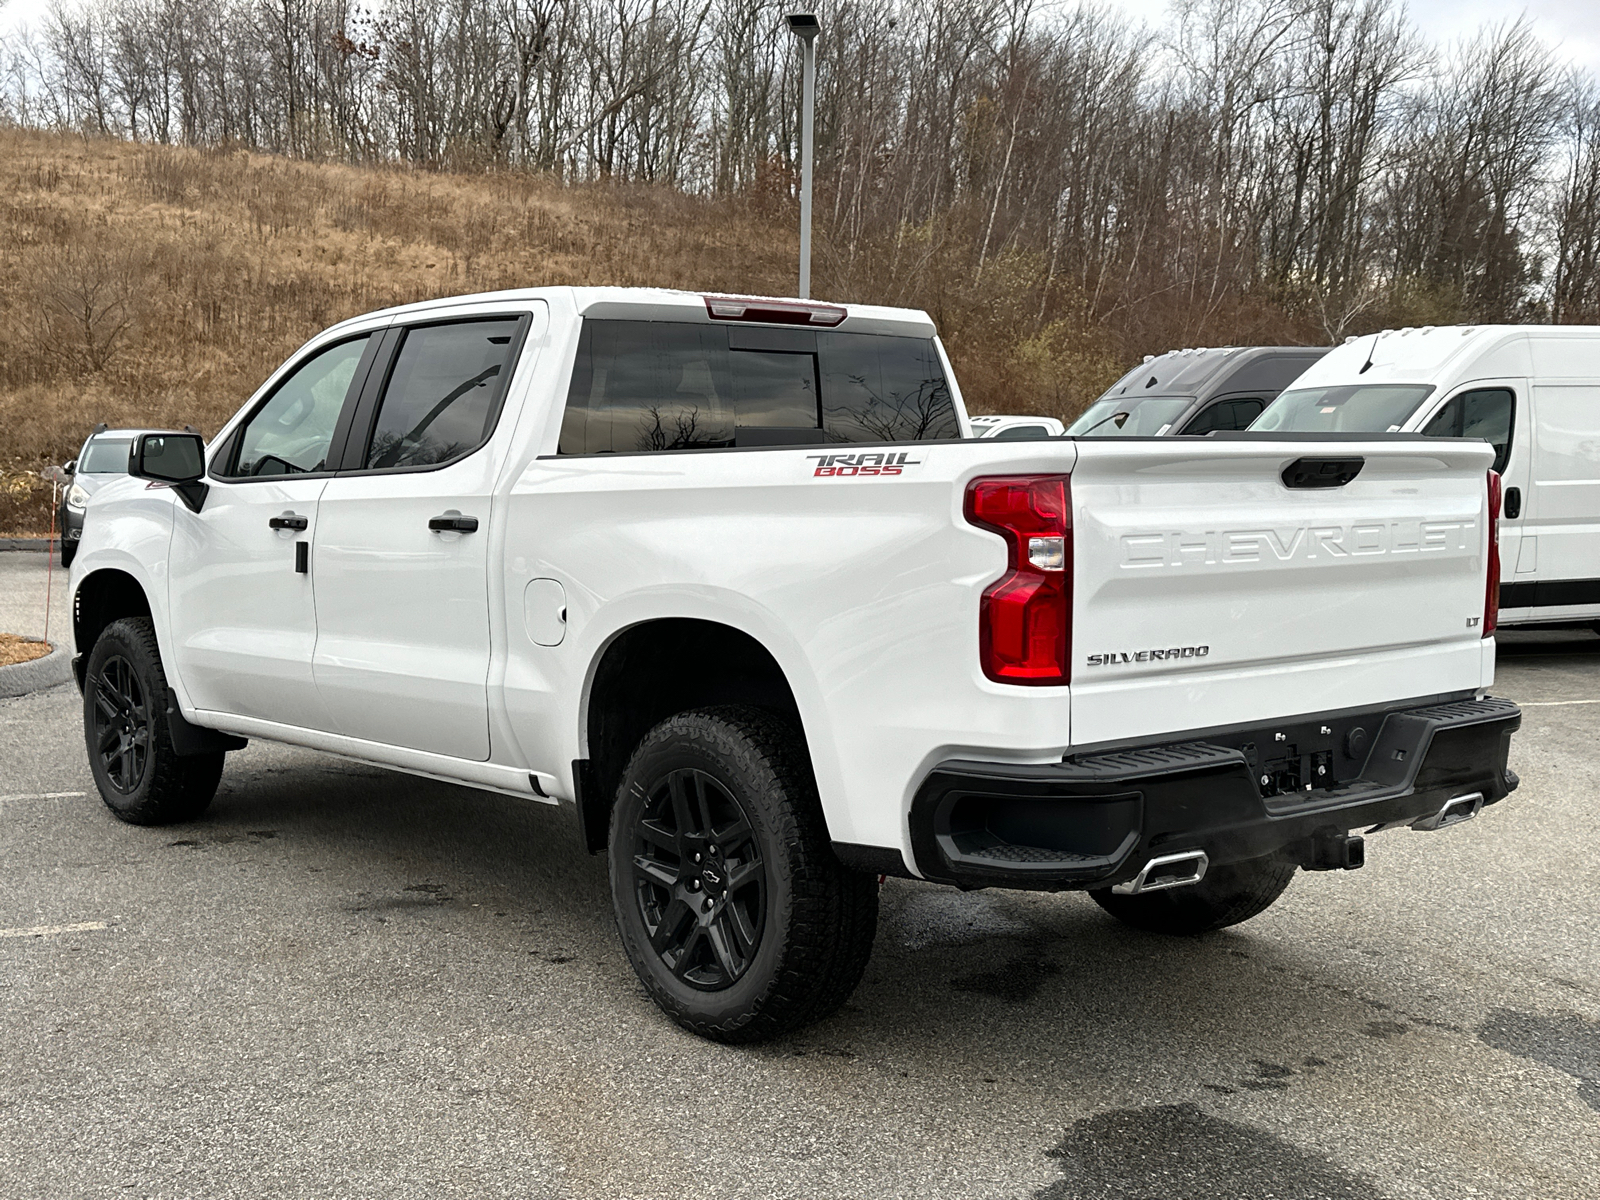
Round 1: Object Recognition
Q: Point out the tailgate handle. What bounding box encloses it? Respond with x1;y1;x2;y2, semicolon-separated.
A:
1282;457;1364;489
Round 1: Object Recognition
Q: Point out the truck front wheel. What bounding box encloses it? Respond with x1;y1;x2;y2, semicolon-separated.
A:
1090;854;1296;935
84;617;224;826
608;706;878;1043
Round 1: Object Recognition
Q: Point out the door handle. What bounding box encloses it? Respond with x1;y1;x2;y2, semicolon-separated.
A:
269;514;309;531
429;515;479;533
1503;487;1521;519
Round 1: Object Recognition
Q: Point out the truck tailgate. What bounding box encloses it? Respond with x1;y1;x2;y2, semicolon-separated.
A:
1068;438;1496;747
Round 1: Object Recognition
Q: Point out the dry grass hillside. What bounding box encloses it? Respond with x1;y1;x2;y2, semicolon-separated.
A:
0;129;1124;533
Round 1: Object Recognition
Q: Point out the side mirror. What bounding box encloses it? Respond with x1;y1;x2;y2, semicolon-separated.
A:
64;460;76;476
130;432;208;512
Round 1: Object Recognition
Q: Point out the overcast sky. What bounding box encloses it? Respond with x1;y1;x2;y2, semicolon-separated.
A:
1111;0;1600;68
1;0;1597;71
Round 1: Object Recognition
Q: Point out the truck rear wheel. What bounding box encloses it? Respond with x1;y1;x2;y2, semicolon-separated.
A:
608;706;878;1043
84;617;224;826
1090;854;1296;935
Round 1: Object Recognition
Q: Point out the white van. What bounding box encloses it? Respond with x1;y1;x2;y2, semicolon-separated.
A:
1251;324;1600;629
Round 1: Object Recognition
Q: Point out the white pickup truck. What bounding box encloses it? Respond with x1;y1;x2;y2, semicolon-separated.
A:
72;287;1521;1042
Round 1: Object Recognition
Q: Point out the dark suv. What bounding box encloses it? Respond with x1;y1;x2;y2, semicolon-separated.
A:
57;426;200;566
1067;346;1330;438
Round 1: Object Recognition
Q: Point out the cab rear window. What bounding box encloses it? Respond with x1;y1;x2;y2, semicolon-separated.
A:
558;320;959;454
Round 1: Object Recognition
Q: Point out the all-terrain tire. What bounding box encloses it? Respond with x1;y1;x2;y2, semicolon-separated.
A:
1090;853;1296;935
84;617;224;826
608;706;878;1043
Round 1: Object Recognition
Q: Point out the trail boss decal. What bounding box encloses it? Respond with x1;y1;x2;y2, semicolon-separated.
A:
806;452;921;478
1086;645;1210;668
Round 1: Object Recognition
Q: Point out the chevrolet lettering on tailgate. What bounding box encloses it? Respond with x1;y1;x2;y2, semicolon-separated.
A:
1120;520;1477;568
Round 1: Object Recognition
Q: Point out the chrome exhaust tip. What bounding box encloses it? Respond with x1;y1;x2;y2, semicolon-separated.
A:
1412;792;1484;832
1111;849;1209;896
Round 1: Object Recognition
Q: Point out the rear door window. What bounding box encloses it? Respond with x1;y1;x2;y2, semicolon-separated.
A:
361;319;524;470
558;321;958;453
1421;387;1514;473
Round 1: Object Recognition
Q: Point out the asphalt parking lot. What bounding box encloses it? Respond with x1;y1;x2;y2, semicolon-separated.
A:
2;561;1597;1197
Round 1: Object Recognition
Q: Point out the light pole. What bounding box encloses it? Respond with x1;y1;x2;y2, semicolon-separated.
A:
786;13;820;299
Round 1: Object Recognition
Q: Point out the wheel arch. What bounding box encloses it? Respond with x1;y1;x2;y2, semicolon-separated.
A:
576;617;810;854
72;568;153;689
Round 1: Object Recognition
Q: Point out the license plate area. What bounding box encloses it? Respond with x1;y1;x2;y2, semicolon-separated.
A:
1206;716;1379;800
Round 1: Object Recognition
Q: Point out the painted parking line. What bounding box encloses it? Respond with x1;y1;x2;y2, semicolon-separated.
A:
1518;699;1600;707
0;791;86;802
0;920;108;939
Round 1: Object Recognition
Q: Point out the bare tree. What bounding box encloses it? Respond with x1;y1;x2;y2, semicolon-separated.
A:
0;0;1594;384
1550;72;1600;322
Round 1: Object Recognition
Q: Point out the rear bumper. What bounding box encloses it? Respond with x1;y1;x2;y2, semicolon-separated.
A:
909;696;1521;891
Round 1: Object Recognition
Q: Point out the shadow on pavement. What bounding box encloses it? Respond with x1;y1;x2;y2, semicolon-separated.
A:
85;729;1571;1199
191;754;1479;1093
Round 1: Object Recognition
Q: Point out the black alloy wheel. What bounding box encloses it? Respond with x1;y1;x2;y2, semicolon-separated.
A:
83;616;226;826
608;707;880;1042
92;654;152;794
632;768;767;990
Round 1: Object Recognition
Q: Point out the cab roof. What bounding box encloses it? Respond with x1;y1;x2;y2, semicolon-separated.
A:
322;286;937;341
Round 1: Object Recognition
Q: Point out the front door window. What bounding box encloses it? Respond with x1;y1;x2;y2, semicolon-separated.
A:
229;336;372;477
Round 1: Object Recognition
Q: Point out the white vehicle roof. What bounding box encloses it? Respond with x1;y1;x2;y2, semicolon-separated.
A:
83;426;184;437
321;286;937;340
1289;324;1600;394
969;414;1065;436
78;426;196;452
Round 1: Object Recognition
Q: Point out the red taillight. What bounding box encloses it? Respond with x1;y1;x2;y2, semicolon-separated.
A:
964;475;1072;684
1485;469;1501;637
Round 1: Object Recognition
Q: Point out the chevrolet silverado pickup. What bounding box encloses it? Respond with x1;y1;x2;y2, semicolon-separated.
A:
71;287;1520;1042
